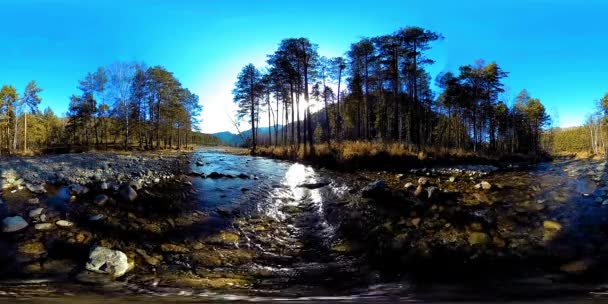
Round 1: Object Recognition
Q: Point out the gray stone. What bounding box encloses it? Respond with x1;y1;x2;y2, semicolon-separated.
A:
27;198;40;205
362;180;387;198
3;216;28;232
119;184;138;202
100;182;109;190
427;186;440;200
85;246;131;278
26;183;46;194
89;214;105;221
29;208;44;219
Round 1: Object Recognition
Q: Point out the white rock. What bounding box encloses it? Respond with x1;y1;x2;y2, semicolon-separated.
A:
35;223;54;230
2;216;28;232
56;220;74;228
27;198;40;205
86;246;131;278
25;183;46;194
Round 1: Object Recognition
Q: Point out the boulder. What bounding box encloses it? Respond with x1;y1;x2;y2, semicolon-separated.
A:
2;216;28;232
85;246;131;278
543;220;562;231
362;180;387;198
207;172;224;179
404;183;415;190
414;185;427;198
118;184;138;202
475;181;492;190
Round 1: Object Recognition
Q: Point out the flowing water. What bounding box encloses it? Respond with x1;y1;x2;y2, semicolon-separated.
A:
3;149;608;302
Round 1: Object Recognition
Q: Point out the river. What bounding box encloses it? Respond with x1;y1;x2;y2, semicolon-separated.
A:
2;148;608;303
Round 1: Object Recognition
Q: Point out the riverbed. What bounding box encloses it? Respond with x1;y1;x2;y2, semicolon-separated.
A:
1;148;608;302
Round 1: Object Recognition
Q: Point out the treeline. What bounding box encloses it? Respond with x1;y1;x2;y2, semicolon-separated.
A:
568;92;608;155
0;62;215;155
233;26;551;155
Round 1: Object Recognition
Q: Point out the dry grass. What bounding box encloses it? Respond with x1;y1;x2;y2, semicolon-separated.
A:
253;141;515;171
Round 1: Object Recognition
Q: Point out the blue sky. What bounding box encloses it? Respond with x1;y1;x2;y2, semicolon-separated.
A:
0;0;606;133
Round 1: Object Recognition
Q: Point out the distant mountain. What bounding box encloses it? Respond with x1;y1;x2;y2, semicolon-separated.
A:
212;126;282;146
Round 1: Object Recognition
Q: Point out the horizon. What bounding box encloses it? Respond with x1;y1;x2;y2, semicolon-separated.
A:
1;0;607;133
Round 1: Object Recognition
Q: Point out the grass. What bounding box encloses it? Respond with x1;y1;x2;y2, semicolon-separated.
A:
252;141;546;171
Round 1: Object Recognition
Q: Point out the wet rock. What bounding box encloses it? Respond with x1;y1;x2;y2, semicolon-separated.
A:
404;182;415;190
2;216;28;232
207;172;224;179
448;176;456;183
35;223;54;230
100;182;109;190
205;231;240;245
18;241;46;255
468;232;490;246
411;218;421;228
161;243;190;253
94;194;109;206
362;180;387;198
118;184;138;202
56;220;74;228
25;183;46;194
196;160;204;166
297;182;330;189
136;249;162;266
240;187;249;192
29;208;44;219
27;198;40;205
418;177;429;186
86;246;131;278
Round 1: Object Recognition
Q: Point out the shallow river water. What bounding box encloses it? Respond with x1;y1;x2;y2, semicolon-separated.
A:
3;149;608;303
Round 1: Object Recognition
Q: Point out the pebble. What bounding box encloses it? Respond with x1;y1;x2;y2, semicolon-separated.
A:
56;220;74;228
34;223;54;230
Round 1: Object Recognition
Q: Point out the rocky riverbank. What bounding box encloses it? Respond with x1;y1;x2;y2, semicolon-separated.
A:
0;150;607;298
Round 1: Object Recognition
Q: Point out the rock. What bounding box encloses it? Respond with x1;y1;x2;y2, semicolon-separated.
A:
240;187;249;192
25;183;46;194
448;176;456;183
475;181;492;190
297;182;330;189
18;241;46;255
2;216;28;232
56;220;74;228
411;218;421;228
205;231;240;245
94;194;109;206
129;180;142;191
118;184;138;202
362;180;387;198
0;198;3;204
468;232;490;246
161;243;190;253
29;208;44;219
136;249;162;266
543;220;562;231
35;223;54;230
69;184;89;195
427;186;440;200
100;182;109;190
86;246;131;278
207;172;224;179
414;185;427;198
418;177;429;186
89;214;105;221
27;198;40;205
404;182;415;190
196;160;204;166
